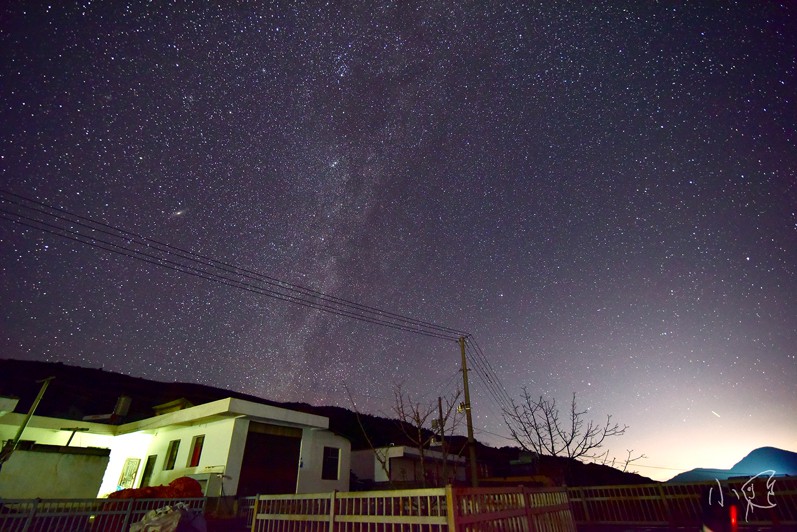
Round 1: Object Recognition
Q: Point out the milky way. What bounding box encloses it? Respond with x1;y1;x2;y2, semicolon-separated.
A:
1;2;795;480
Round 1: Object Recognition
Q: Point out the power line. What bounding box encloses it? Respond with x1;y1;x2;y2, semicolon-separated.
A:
2;212;454;341
464;338;514;414
1;189;466;338
463;345;508;407
469;338;513;404
1;210;461;340
468;337;513;404
1;190;467;341
467;359;509;414
473;426;515;442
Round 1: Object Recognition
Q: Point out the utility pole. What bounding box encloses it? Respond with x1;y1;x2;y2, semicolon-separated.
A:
1;376;54;465
438;396;448;485
460;336;479;487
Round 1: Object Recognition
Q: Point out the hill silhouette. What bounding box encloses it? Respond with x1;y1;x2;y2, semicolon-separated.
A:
1;358;654;486
668;447;797;482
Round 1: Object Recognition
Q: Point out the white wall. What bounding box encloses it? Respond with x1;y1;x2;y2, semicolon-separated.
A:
98;417;240;497
0;449;109;499
0;414;234;497
350;447;466;485
296;429;350;493
97;431;154;496
221;417;249;496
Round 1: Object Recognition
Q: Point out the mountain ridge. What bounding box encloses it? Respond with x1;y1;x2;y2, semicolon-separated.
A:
668;446;797;482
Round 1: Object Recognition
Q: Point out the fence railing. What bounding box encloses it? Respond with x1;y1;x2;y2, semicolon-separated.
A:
449;486;575;532
0;497;206;532
567;476;797;528
248;486;575;531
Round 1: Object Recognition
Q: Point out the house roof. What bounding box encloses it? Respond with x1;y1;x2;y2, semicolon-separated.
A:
0;359;290;423
0;396;18;417
354;445;467;463
1;396;330;437
119;397;329;432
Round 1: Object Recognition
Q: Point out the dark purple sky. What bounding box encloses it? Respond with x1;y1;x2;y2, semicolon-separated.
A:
2;2;795;480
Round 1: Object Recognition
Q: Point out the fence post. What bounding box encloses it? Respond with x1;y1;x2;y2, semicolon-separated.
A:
567;488;590;523
328;490;338;532
21;498;38;532
119;498;135;531
657;483;671;527
445;484;456;531
523;487;537;532
250;494;260;532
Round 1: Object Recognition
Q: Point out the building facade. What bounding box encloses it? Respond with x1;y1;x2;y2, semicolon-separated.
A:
351;445;466;487
0;396;350;498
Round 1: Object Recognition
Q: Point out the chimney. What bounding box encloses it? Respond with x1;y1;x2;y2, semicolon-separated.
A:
114;395;132;417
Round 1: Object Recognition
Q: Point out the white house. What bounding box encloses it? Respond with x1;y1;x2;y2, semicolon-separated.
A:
351;445;466;486
0;396;350;498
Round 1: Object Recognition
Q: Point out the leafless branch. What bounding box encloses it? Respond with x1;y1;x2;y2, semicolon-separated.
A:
502;390;629;460
344;384;392;487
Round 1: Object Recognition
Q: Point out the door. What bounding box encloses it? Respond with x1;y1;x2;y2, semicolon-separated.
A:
139;454;157;487
236;423;302;495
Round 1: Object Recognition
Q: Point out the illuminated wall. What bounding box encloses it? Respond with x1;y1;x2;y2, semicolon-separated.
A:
0;398;352;497
0;448;109;499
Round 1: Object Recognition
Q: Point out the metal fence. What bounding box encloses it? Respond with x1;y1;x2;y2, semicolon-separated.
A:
567;476;797;528
0;497;206;532
247;486;574;531
450;486;575;531
240;495;257;528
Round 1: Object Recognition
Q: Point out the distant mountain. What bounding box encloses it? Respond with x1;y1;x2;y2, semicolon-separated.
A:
668;447;797;482
1;358;654;487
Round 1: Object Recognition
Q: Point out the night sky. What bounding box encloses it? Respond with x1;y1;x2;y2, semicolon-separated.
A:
1;2;795;481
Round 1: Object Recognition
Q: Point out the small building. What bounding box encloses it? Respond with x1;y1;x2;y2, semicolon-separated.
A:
351;445;466;487
0;396;350;498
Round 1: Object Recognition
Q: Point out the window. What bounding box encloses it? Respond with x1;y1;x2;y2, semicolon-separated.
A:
187;435;205;467
321;446;340;480
164;439;180;470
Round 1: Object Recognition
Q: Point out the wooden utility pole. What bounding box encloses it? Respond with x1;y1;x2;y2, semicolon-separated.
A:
460;336;479;487
438;396;448;484
1;376;54;465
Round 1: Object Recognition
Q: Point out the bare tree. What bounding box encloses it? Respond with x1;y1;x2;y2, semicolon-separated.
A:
432;390;464;486
589;448;647;472
392;384;462;487
503;389;628;460
344;385;393;488
621;449;647;473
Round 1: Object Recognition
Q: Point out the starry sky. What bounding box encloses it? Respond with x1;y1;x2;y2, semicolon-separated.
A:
1;2;795;481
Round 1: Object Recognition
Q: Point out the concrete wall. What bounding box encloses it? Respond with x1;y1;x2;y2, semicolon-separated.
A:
350;449;375;483
98;417;239;497
391;456;421;482
352;447;466;485
0;448;109;499
221;417;249;496
296;429;350;493
0;413;240;497
96;431;154;496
